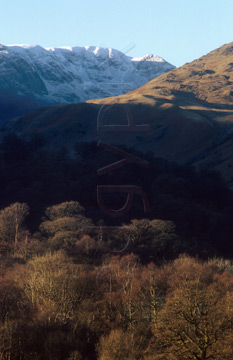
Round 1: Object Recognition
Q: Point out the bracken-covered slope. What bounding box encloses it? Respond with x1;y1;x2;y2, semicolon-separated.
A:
1;42;233;187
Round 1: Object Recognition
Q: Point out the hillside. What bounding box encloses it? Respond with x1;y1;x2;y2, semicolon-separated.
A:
1;42;233;186
88;41;233;186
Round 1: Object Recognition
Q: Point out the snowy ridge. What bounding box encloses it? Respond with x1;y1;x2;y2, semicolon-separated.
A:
0;44;175;105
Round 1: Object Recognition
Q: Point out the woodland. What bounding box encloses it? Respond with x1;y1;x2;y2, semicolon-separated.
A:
0;135;233;359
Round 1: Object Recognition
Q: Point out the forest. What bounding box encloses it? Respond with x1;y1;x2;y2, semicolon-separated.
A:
0;135;233;359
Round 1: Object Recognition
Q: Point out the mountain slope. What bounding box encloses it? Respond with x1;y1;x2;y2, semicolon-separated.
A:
0;44;174;122
88;41;233;186
1;42;233;186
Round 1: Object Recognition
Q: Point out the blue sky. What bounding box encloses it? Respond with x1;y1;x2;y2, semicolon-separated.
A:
1;0;233;67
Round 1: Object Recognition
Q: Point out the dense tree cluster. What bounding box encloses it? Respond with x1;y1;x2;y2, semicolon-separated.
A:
0;201;232;359
1;244;233;358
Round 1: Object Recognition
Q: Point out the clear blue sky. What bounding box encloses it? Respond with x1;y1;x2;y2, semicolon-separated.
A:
1;0;233;67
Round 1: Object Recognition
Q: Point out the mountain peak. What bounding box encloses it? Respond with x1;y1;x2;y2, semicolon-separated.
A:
0;43;175;111
132;53;166;62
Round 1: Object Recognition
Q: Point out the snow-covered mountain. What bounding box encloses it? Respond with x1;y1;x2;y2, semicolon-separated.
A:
0;44;175;106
